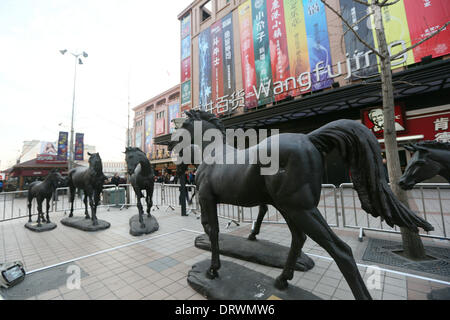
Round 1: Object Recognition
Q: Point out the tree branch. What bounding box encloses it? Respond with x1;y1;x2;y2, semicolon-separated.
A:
391;21;450;60
352;0;371;6
380;0;402;6
320;0;384;59
343;10;374;38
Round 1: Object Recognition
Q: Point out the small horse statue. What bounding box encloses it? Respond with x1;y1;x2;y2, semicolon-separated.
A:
27;169;63;227
399;141;450;190
124;147;155;228
68;152;107;225
170;110;434;300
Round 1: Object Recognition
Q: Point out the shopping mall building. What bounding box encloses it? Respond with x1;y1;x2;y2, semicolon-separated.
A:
133;0;450;185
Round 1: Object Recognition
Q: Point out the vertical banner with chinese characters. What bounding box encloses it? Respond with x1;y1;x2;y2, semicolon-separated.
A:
211;21;224;111
180;13;192;109
303;0;333;91
340;0;378;78
403;0;450;62
222;13;235;99
252;0;274;106
145;112;154;157
239;0;258;109
199;27;212;110
74;133;84;161
283;0;310;97
267;0;290;101
168;103;180;134
57;131;68;161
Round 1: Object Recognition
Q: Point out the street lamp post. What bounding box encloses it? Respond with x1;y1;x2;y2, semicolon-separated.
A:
60;49;88;171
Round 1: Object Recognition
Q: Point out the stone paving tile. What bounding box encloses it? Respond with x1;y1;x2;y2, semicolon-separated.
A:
1;206;447;301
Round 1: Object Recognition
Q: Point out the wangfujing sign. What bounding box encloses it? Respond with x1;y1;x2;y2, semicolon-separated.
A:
194;0;450;111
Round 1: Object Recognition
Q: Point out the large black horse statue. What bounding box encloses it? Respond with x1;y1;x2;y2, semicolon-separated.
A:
170;110;433;300
124;147;155;228
68;152;107;225
27;169;63;227
399;141;450;190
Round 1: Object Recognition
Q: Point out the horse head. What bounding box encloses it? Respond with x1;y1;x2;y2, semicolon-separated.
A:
124;147;146;175
399;143;441;190
88;152;103;174
48;169;64;189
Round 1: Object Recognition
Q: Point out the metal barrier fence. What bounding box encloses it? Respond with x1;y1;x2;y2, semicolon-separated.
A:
339;183;450;241
0;183;448;241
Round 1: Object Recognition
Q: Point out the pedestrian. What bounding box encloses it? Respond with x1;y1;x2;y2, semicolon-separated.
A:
110;173;120;186
382;156;389;182
0;180;3;193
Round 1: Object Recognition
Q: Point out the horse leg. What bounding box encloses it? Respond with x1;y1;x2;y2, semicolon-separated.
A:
248;204;268;241
93;190;101;225
88;193;98;226
83;194;90;219
37;197;43;227
27;195;33;223
146;187;153;218
200;197;220;279
135;189;145;228
294;207;372;300
69;186;76;218
45;197;51;223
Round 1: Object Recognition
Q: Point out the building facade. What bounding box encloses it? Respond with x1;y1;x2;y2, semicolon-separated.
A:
173;0;450;185
132;84;181;175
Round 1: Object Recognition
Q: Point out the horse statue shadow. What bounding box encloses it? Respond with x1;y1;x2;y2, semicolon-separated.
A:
399;141;450;190
171;110;434;300
27;169;64;228
124;147;158;235
67;152;107;226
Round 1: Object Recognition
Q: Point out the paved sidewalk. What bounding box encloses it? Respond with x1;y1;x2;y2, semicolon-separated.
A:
0;205;448;300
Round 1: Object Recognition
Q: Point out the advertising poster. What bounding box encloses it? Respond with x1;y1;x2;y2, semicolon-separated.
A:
403;0;450;62
181;35;191;61
340;0;378;78
145;112;154;155
361;105;406;136
156;118;165;136
252;0;274;106
199;28;212;109
74;133;84;161
181;80;191;105
222;13;236;98
303;0;333;91
40;141;58;155
135;131;142;150
181;57;191;83
284;0;310;97
238;0;258;109
168;103;180;134
211;21;224;106
57;132;68;160
181;14;191;39
267;0;290;101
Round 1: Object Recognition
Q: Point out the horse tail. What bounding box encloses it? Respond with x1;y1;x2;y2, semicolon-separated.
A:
308;119;434;233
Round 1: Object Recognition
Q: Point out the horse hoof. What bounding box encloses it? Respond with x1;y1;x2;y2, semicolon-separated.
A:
140;223;146;229
205;268;218;280
248;234;257;241
274;277;289;291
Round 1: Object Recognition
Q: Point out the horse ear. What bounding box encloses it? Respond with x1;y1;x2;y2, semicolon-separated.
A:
88;152;92;156
185;110;193;118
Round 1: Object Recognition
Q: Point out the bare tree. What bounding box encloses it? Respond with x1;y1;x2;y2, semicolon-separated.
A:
321;0;449;260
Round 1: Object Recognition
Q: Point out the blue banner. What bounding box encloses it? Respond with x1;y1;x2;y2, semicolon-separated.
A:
168;103;180;134
74;133;84;161
57;131;68;160
199;28;212;109
303;0;333;91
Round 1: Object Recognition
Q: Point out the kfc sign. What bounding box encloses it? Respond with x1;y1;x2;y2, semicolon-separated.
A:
362;104;407;136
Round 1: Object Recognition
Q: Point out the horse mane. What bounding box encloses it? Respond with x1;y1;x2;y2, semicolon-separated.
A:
415;141;450;151
186;110;225;135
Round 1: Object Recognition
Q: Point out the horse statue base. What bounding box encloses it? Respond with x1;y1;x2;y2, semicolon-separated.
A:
61;217;110;232
24;222;57;233
129;215;159;236
195;233;315;272
187;259;321;300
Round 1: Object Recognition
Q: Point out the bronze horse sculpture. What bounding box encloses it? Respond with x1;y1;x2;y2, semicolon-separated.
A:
27;169;63;227
68;152;107;225
170;110;433;300
124;147;155;228
399;141;450;190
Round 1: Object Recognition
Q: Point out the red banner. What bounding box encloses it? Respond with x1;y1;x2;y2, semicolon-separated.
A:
211;21;224;111
267;0;290;101
404;0;450;62
239;1;258;109
181;57;191;83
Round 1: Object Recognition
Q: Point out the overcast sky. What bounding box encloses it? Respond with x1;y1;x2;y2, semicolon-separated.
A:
0;0;192;169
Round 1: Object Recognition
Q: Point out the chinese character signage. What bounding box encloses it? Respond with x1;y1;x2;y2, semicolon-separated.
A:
181;80;191;106
74;133;84;161
57;132;68;160
156;118;165;135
